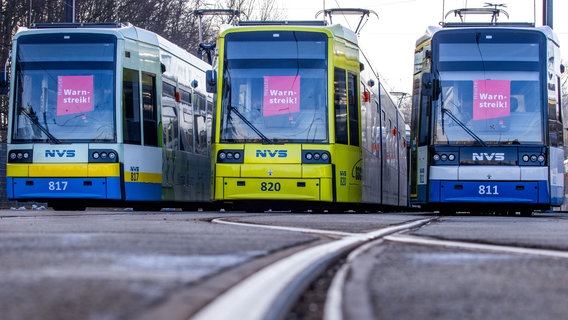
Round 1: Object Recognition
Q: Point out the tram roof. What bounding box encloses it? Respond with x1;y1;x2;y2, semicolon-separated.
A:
16;22;210;71
218;22;359;46
415;24;560;48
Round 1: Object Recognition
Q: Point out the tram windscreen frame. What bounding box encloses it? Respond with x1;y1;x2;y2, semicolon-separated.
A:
431;30;545;146
12;33;116;143
220;31;328;143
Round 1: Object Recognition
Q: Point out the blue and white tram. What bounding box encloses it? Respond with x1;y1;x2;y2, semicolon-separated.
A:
409;9;566;214
6;23;213;210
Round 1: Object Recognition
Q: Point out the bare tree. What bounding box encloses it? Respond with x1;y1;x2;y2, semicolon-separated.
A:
1;0;284;68
0;0;285;146
215;0;284;21
255;0;286;21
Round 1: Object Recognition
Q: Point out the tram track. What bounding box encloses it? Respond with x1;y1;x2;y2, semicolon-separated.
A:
191;217;433;320
384;233;568;259
321;228;568;320
196;214;568;320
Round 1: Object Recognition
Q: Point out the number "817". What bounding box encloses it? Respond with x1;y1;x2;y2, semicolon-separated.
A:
48;181;68;191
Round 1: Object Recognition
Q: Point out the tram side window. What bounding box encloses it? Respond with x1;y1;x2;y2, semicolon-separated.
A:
549;76;563;147
348;72;360;146
142;73;158;147
179;89;194;153
162;82;178;150
371;100;380;154
206;100;213;151
162;81;175;98
123;68;141;145
381;110;386;151
194;93;207;155
334;68;348;145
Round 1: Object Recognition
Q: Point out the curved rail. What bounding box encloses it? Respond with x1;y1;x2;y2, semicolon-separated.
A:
191;218;433;320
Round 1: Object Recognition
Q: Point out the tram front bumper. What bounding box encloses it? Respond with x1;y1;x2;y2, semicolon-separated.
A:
219;177;332;201
7;177;122;200
215;163;334;201
428;180;549;204
6;163;122;200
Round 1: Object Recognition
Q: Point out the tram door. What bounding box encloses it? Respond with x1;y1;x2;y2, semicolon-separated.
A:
333;68;362;203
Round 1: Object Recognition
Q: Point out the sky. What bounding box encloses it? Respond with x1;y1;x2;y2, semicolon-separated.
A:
262;0;568;94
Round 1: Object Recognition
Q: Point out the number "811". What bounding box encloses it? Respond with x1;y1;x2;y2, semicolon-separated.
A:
478;185;499;195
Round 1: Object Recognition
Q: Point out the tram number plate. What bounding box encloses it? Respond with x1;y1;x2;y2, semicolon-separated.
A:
260;182;281;192
478;184;499;195
48;180;68;191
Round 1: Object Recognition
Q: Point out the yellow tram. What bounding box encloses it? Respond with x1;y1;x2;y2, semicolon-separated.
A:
205;10;407;211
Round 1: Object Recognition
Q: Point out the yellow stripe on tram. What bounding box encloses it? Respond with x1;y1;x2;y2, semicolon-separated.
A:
124;169;162;184
7;163;121;177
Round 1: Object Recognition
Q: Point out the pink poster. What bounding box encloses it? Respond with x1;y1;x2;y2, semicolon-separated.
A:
263;76;300;116
473;79;511;120
57;75;94;116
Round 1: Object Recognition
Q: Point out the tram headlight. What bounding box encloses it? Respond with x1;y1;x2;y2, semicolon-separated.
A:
8;149;33;163
537;154;545;162
217;150;244;163
522;154;530;162
530;154;538;162
431;151;457;164
302;150;331;164
89;149;118;163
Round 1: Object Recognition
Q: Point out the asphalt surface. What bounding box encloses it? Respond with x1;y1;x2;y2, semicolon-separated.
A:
1;209;567;320
340;212;568;320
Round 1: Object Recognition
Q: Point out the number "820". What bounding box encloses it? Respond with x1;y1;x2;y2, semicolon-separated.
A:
260;182;281;192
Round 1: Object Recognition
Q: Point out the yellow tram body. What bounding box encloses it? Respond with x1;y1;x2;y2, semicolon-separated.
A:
206;17;408;210
210;23;363;204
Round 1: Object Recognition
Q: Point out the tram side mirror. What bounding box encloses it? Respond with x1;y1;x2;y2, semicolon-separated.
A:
432;78;440;99
422;73;440;100
206;70;217;93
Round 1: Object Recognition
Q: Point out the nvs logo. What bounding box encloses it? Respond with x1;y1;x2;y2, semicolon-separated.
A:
45;149;76;158
472;152;505;161
256;150;287;158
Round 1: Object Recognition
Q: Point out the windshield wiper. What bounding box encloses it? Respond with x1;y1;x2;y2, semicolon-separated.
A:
441;107;487;147
228;105;274;144
19;106;61;144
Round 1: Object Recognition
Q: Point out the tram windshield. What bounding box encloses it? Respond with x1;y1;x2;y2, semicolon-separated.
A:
12;33;116;143
220;31;328;143
432;31;544;145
